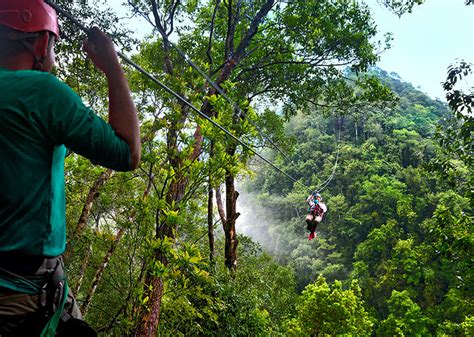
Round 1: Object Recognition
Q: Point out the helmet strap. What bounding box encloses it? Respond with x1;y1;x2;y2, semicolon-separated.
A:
19;32;53;71
19;39;43;70
33;57;45;71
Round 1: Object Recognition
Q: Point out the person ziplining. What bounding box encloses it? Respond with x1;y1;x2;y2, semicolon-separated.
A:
305;192;327;240
302;130;339;241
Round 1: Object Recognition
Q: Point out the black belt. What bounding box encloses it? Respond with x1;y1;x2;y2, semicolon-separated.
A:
0;252;55;276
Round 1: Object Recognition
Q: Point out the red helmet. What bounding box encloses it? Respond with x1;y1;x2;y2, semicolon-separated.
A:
0;0;59;37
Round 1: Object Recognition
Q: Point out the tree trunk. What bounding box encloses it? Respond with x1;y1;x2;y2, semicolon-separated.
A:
74;169;113;236
134;0;275;332
215;187;226;223
81;227;126;315
136;193;177;336
202;1;275;272
215;184;239;271
65;169;113;260
355;120;358;143
137;248;166;336
208;182;216;264
207;141;216;264
224;171;240;271
136;0;201;327
73;244;92;295
137;153;200;336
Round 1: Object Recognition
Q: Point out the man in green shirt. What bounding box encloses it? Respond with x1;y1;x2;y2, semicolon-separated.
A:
0;1;141;335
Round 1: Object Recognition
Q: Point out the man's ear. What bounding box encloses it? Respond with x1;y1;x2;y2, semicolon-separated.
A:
32;32;50;62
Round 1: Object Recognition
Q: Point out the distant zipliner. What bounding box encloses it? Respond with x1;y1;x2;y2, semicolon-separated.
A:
301;126;339;241
305;192;327;240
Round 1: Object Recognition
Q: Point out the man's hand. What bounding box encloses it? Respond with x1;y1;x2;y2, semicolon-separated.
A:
82;27;120;76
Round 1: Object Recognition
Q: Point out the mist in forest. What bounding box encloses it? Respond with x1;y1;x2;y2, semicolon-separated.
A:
235;187;275;252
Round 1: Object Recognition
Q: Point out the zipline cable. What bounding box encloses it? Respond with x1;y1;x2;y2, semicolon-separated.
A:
101;0;304;174
163;27;343;190
314;123;341;193
168;42;303;172
47;1;340;195
45;0;304;186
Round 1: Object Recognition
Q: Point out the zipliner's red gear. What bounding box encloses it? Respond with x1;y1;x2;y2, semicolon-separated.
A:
311;203;324;217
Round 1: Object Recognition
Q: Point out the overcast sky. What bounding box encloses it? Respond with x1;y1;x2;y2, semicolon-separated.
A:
109;0;474;101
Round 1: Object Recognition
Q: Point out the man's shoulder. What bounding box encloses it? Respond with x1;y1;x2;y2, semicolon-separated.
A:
26;71;66;87
17;70;80;102
12;70;69;89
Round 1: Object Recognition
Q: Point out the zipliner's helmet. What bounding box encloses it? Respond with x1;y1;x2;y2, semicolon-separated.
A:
313;192;322;200
0;0;59;37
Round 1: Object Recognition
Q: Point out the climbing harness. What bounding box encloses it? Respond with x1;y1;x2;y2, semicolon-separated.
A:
304;192;328;240
0;255;69;337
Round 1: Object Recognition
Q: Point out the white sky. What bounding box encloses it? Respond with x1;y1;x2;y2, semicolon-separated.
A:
368;0;474;100
109;0;474;101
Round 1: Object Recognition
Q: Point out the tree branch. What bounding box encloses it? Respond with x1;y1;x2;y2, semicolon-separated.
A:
150;0;173;74
207;0;221;66
225;0;236;59
215;187;227;225
233;0;275;63
166;0;181;36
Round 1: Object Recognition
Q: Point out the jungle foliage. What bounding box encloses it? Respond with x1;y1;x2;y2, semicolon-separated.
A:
243;67;473;336
51;0;473;336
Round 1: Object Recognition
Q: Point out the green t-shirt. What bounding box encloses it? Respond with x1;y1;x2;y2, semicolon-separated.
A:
0;67;131;257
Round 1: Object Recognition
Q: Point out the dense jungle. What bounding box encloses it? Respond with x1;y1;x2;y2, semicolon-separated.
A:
53;0;472;335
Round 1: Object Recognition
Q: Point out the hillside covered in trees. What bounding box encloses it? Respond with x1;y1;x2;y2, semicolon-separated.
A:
239;68;472;335
46;0;473;336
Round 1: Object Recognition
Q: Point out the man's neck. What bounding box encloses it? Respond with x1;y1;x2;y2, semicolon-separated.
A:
0;54;34;70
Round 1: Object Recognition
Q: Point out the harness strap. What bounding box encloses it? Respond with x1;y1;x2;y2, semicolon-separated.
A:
312;204;323;216
0;255;69;336
41;279;68;337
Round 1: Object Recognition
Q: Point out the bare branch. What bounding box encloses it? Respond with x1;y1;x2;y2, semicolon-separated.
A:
233;0;275;63
166;0;181;35
207;0;222;66
225;0;236;59
150;0;174;74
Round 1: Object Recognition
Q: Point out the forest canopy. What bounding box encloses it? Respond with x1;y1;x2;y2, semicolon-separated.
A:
46;0;474;335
